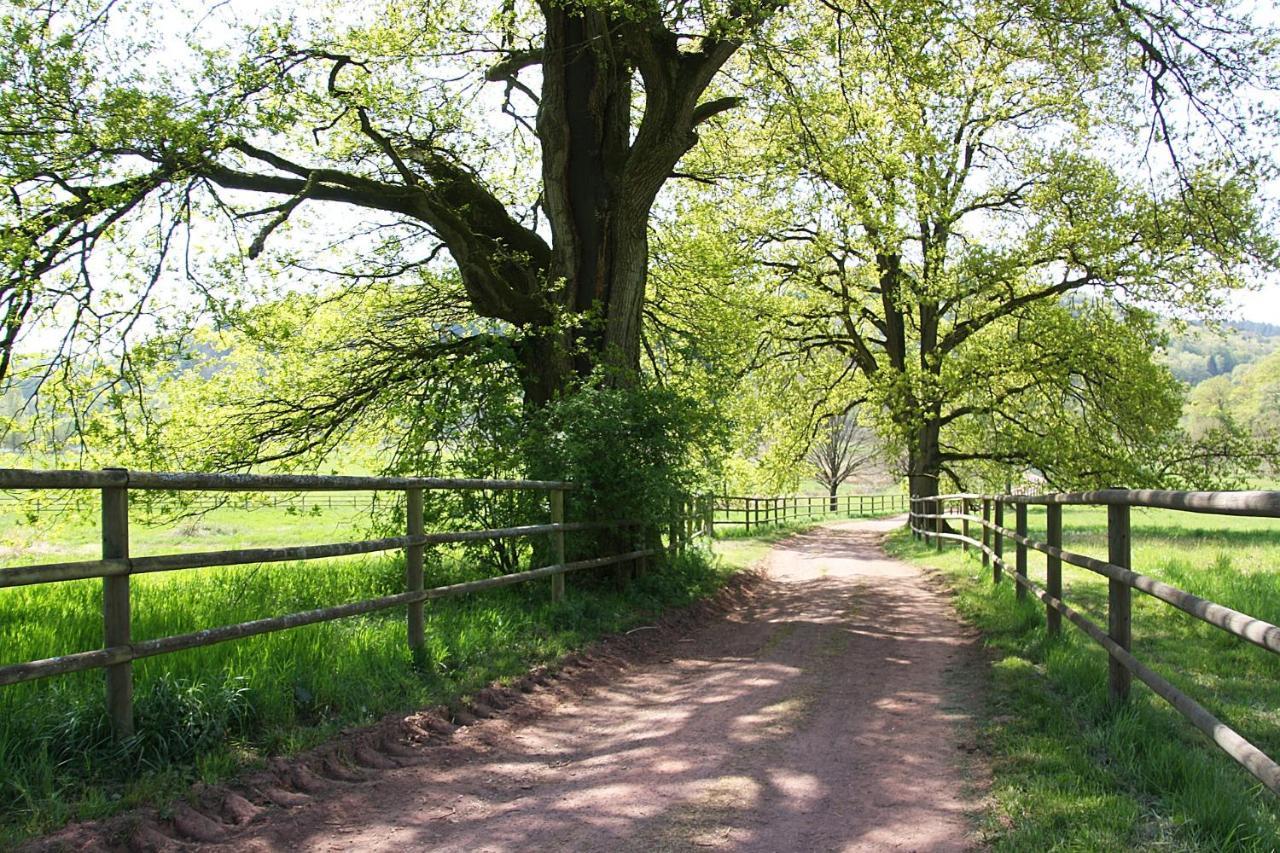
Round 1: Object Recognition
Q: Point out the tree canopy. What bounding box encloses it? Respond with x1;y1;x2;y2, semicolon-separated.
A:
663;0;1278;494
1;0;1277;495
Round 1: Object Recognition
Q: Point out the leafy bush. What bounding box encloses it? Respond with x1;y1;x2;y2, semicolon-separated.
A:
525;375;727;560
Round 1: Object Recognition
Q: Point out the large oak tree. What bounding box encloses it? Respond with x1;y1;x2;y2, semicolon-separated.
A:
1;0;779;411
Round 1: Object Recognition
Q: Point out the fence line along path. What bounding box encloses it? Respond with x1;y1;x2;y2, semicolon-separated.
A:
909;489;1280;796
0;467;720;738
713;492;907;531
0;465;899;741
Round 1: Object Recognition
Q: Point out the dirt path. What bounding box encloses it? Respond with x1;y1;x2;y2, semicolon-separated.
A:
57;518;986;852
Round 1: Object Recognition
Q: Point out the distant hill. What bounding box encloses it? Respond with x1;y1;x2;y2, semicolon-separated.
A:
1161;320;1280;387
1185;347;1280;439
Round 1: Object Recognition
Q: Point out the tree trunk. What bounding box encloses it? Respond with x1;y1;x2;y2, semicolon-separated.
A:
535;7;650;402
528;4;737;404
829;481;839;512
908;421;945;530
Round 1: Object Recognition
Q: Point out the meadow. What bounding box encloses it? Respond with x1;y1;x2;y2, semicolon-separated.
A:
889;505;1280;851
0;496;758;845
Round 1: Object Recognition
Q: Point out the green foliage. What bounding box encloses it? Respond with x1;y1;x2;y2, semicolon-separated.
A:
1162;322;1280;387
662;0;1279;493
1186;348;1280;441
527;376;728;555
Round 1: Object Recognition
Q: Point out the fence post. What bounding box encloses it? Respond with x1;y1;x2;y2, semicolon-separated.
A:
1046;503;1062;636
669;495;681;554
961;500;970;556
982;499;990;571
1015;502;1028;600
934;497;943;551
102;471;133;738
993;499;1004;583
1108;503;1132;703
744;498;752;533
550;488;566;603
672;497;681;556
406;488;426;648
703;494;715;538
684;497;694;552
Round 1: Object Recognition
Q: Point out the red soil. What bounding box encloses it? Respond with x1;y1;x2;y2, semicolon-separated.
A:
31;517;987;852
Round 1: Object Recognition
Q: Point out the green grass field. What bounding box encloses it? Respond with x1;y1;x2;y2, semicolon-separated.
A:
889;506;1280;851
0;501;758;846
0;494;383;566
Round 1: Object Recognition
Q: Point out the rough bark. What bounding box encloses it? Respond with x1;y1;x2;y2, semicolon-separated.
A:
527;3;748;403
909;423;946;530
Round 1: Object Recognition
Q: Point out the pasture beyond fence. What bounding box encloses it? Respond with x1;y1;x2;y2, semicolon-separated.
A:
909;490;1280;796
0;467;902;740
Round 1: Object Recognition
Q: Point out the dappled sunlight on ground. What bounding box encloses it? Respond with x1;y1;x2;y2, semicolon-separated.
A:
179;517;984;852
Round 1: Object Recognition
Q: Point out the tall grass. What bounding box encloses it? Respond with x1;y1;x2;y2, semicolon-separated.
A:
0;536;733;845
890;506;1280;851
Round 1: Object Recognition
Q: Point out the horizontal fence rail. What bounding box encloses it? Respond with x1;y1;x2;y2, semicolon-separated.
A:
0;467;718;738
0;468;898;741
712;492;907;531
0;468;575;492
908;490;1280;795
0;492;392;515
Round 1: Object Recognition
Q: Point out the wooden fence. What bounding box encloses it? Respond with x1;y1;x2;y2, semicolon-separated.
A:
0;491;382;514
714;492;907;531
0;468;707;738
909;490;1280;795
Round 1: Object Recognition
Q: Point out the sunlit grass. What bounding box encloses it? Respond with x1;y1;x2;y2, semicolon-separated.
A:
890;506;1280;851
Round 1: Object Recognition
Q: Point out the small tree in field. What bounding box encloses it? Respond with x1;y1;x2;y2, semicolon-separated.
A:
807;412;878;510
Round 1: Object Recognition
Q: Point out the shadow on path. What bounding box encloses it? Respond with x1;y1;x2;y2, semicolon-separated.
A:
207;517;985;853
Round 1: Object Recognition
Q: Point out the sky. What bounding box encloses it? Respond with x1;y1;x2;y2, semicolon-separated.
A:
1229;282;1280;322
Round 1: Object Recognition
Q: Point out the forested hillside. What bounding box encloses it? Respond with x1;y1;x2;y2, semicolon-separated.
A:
1162;321;1280;386
1185;347;1280;438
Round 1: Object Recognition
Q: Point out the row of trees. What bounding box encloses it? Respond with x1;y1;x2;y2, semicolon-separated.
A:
1;0;1277;504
